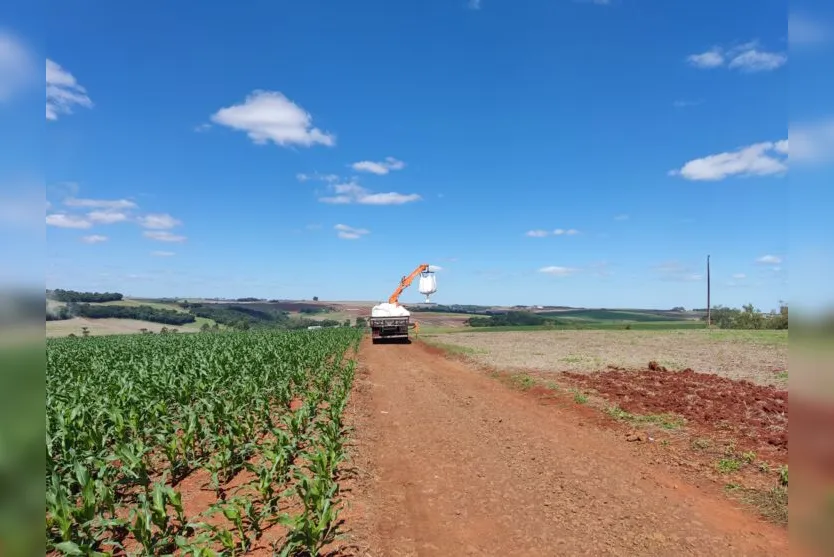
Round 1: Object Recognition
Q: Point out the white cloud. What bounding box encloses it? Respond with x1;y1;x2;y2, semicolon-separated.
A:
81;234;107;244
789;13;831;46
319;181;421;205
46;214;92;229
756;254;782;265
728;49;788;72
151;250;175;257
538;266;579;277
351;157;406;175
138;213;182;229
686;41;786;73
297;172;339;183
526;228;580;237
687;49;725;69
790;118;834;164
87;210;128;224
670;140;788;181
209;90;335;148
46;59;93;120
732;273;747;279
468;0;482;9
334;223;370;240
64;197;137;209
0;30;36;102
614;214;629;221
144;230;186;242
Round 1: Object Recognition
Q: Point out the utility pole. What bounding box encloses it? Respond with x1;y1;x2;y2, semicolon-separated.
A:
706;254;711;328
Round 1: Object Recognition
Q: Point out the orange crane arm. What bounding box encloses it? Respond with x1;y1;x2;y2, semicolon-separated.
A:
388;263;430;305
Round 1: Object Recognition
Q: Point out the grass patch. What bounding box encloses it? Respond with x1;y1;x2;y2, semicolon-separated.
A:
604;405;686;430
735;486;788;525
705;329;788;346
510;374;536;390
716;458;742;474
573;391;588;404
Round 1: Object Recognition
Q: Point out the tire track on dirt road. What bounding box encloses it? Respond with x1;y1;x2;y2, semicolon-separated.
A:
343;338;788;556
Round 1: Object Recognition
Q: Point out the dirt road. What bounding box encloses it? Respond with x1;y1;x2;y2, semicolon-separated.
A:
342;339;788;556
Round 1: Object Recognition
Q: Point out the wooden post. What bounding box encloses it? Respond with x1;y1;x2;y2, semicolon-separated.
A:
707;255;711;328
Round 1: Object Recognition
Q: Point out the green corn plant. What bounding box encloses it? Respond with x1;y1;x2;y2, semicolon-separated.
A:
46;327;364;550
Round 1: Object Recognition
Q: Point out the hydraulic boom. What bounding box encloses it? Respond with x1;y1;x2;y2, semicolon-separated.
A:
388;263;430;305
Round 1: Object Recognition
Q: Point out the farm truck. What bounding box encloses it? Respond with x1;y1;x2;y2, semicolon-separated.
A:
369;263;437;343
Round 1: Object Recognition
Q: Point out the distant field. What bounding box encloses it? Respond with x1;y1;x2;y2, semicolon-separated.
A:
46;317;205;337
536;309;699;322
419;320;705;334
425;329;788;386
46;298;217;337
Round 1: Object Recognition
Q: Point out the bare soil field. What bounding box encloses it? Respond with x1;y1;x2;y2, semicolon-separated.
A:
45;317;202;337
428;329;787;386
339;338;789;556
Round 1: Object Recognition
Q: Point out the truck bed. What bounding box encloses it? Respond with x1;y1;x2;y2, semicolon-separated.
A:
369;316;410;342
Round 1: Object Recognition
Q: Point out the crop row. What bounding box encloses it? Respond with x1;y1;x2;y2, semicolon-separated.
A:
46;328;364;555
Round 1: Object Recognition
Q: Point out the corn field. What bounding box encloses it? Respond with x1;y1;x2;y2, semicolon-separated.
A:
46;328;363;556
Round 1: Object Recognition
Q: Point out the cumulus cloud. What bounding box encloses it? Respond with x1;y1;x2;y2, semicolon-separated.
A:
46;214;92;229
669;140;788;181
526;228;579;237
144;230;186;242
137;213;182;229
46;59;93;120
686;41;787;73
319;181;421;205
297;172;339;183
351;157;406;175
64;197;137;209
87;210;128;224
334;224;370;240
209;90;335;147
538;266;579;277
81;234;107;244
756;254;782;265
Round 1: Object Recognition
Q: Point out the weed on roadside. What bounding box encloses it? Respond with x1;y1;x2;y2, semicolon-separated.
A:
604;405;685;430
510;374;536;391
572;390;588;404
717;458;742;474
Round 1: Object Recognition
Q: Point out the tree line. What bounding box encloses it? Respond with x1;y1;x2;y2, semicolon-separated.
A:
704;303;788;330
46;302;196;325
47;289;124;303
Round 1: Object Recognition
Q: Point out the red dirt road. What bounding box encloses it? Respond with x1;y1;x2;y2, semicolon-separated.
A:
341;339;788;556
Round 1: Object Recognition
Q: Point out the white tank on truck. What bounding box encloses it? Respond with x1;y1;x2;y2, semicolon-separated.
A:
369;263;436;343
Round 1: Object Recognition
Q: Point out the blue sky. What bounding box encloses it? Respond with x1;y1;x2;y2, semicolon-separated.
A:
4;0;831;310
